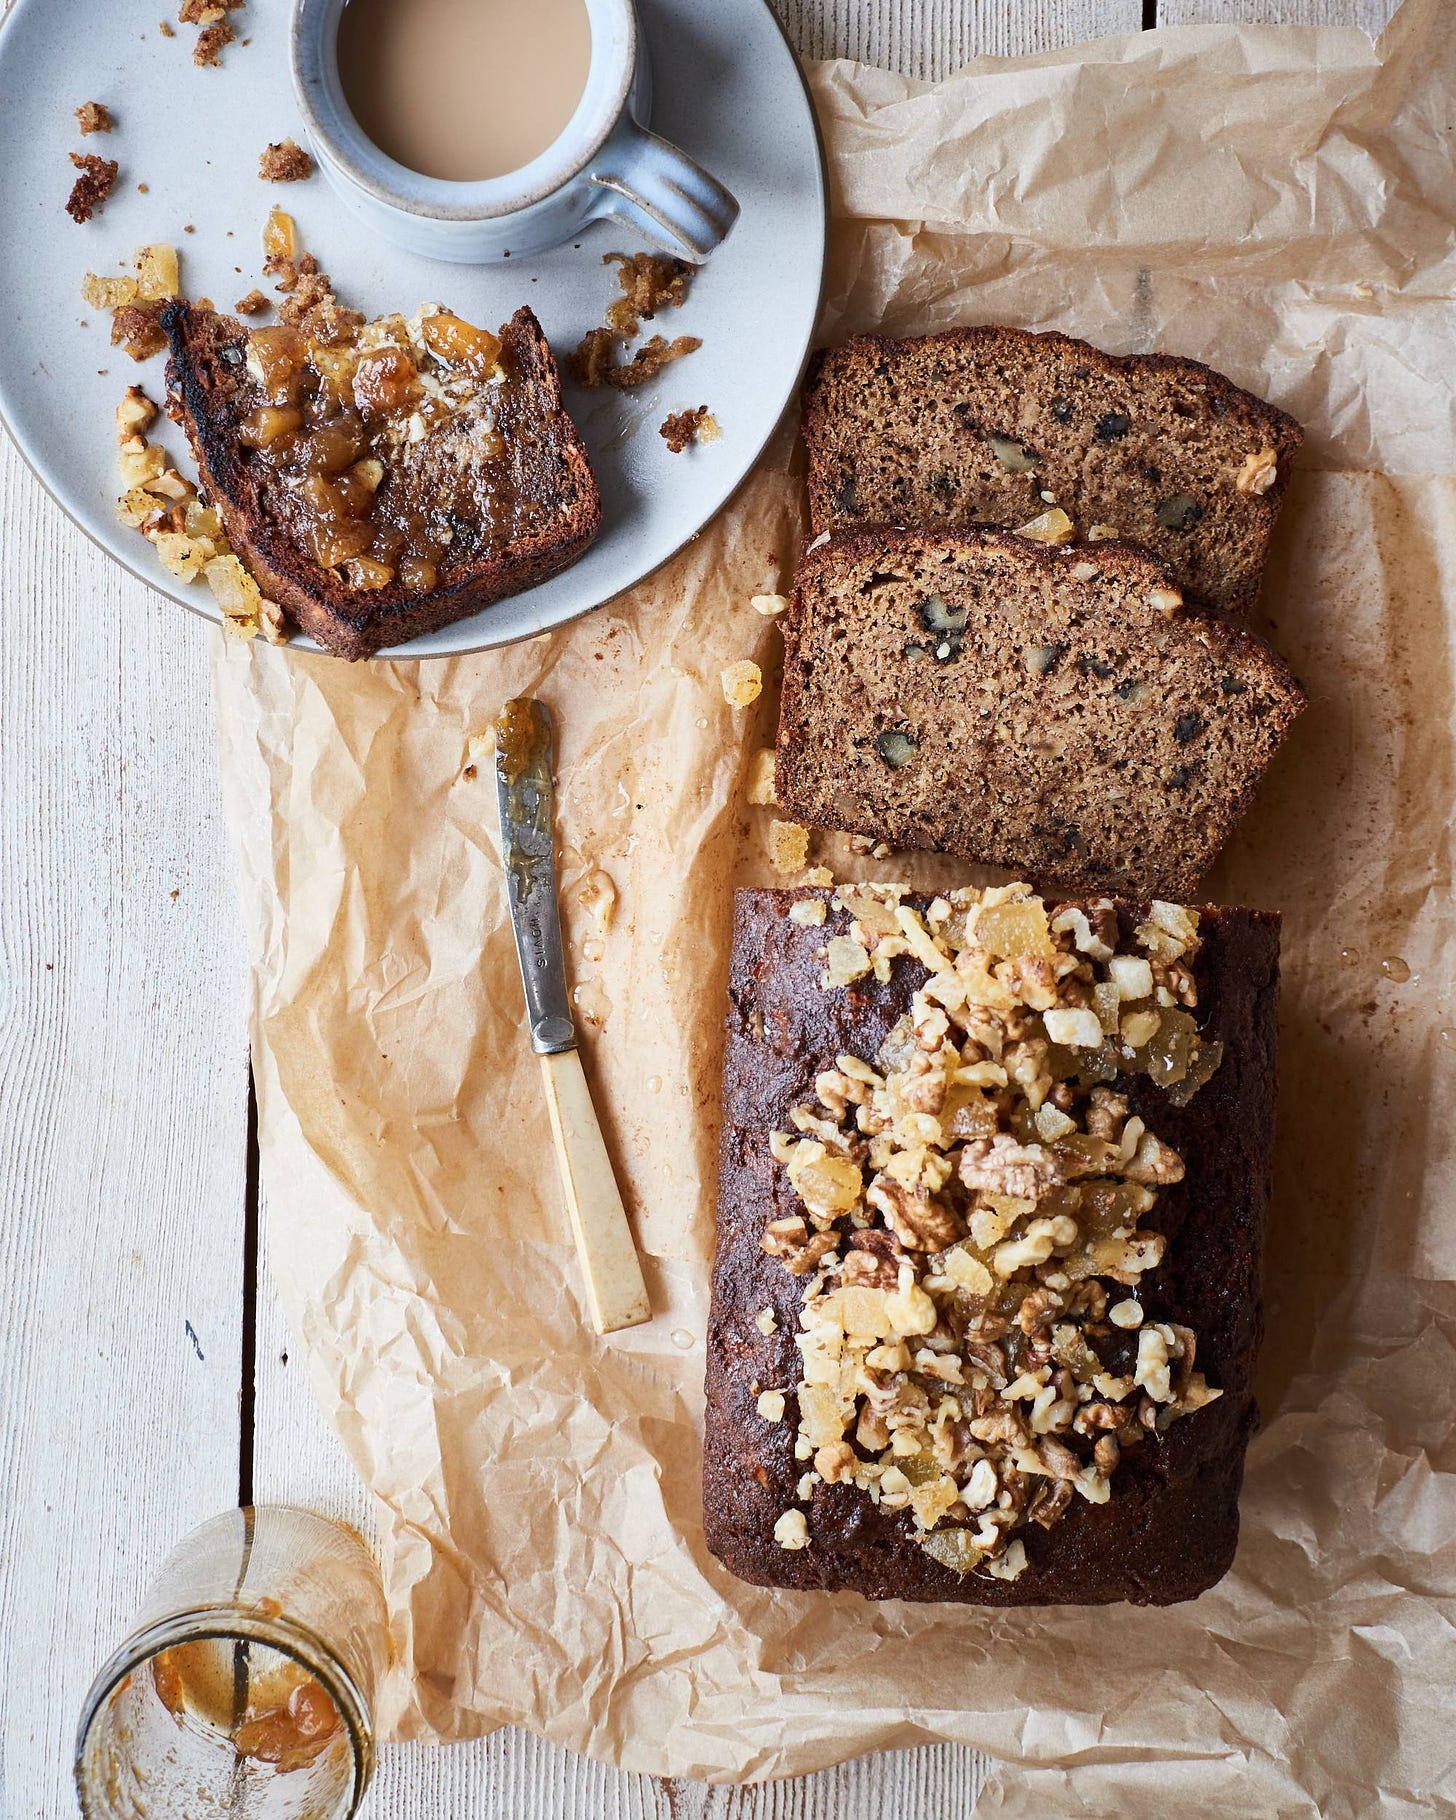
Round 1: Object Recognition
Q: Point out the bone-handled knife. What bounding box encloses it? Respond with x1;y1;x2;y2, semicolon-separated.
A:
495;697;651;1335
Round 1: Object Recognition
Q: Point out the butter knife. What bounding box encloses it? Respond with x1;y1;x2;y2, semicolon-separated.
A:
495;697;651;1335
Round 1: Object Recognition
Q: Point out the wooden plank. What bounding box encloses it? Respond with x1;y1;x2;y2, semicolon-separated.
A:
0;439;251;1818
1157;0;1396;26
772;0;1143;78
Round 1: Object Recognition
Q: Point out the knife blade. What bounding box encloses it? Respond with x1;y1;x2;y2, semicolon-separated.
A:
495;697;577;1056
495;697;651;1334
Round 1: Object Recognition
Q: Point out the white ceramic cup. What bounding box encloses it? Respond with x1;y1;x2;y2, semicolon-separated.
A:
291;0;740;264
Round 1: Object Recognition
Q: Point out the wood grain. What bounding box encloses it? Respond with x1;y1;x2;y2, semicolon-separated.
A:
0;439;252;1820
772;0;1142;78
1157;0;1396;25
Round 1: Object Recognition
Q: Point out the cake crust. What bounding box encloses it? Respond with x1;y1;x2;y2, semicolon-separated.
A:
703;887;1281;1606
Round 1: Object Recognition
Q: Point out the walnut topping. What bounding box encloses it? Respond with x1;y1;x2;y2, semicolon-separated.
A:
764;881;1224;1578
773;1509;810;1550
751;592;789;617
1236;446;1279;496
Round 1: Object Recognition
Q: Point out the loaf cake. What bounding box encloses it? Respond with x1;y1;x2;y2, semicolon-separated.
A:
775;527;1304;899
704;882;1280;1605
801;326;1303;618
162;299;601;660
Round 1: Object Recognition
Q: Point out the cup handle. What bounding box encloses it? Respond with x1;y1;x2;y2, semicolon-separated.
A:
588;117;740;263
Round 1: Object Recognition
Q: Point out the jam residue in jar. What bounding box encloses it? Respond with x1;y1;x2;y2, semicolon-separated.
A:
237;302;508;595
150;1639;345;1773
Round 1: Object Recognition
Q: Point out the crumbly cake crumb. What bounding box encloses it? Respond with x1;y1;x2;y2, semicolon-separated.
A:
76;101;114;135
234;289;270;316
570;251;702;389
111;303;169;361
194;19;235;64
571;329;701;390
604;251;692;338
258;137;313;182
660;406;711;453
66;153;119;223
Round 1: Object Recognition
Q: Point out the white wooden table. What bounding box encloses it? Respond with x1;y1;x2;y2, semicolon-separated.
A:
0;0;1396;1815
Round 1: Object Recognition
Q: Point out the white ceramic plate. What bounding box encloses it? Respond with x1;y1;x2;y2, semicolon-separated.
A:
0;0;825;656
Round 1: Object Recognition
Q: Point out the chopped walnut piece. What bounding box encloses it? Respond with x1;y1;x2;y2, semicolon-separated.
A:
116;386;158;440
66;153;119;223
752;592;788;617
258;137;313;182
660;405;711;453
76;101;114;134
773;1509;810;1550
234;289;270;315
569;327;616;389
1236;446;1279;495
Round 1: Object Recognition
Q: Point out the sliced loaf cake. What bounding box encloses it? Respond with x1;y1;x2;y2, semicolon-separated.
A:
801;327;1303;618
775;527;1304;898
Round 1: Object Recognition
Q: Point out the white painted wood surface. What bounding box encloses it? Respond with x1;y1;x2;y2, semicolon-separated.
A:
0;440;252;1819
0;2;1398;1818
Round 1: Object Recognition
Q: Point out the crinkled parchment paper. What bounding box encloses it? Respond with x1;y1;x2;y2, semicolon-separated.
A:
212;0;1456;1803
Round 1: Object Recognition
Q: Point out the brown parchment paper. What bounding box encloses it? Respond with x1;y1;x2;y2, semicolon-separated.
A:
212;0;1456;1804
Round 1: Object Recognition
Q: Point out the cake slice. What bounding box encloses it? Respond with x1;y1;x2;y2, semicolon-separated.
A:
775;527;1304;899
801;326;1303;618
162;300;601;660
704;883;1281;1606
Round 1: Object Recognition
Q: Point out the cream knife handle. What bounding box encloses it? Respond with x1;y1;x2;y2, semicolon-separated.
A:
539;1048;651;1334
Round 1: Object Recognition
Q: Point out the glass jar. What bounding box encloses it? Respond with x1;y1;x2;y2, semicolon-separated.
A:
75;1506;390;1820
